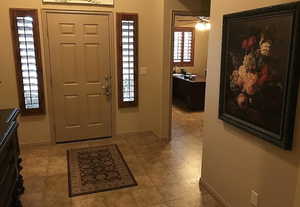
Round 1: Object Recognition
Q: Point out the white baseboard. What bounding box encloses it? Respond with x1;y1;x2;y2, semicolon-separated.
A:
200;178;232;207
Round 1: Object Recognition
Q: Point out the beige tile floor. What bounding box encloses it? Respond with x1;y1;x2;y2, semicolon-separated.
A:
20;105;220;207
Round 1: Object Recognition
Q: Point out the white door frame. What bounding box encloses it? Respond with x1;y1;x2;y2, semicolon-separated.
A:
42;9;116;144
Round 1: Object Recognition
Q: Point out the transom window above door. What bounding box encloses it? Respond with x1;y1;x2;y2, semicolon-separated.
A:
173;28;195;67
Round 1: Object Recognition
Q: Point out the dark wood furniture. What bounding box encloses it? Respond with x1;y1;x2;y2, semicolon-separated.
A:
0;108;24;207
173;74;206;110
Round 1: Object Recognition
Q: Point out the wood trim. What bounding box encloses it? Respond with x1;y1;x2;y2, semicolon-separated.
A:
116;13;139;108
108;11;117;138
10;8;45;116
42;0;114;7
173;27;195;67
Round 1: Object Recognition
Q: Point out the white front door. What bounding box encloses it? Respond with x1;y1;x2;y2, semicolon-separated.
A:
46;12;112;142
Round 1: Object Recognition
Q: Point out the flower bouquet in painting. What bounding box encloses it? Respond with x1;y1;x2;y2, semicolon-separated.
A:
228;30;283;133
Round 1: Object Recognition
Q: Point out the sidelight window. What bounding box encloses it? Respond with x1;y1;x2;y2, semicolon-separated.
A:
117;13;139;108
10;9;45;115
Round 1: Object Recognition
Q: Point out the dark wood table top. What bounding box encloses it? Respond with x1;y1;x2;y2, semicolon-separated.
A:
173;74;206;83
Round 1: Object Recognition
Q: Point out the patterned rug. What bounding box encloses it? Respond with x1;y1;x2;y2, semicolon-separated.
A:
67;144;137;197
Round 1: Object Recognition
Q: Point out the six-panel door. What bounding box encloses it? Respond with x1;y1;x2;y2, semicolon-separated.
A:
47;12;112;142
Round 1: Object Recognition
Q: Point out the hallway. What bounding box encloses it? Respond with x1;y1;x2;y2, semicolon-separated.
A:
20;109;219;207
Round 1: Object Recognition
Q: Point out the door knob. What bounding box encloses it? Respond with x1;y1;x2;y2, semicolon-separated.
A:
102;75;112;97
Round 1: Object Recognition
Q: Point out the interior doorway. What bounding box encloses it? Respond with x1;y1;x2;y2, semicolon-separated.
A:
44;11;114;143
170;11;210;140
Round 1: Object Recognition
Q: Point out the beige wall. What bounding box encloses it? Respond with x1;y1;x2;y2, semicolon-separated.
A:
0;0;164;144
115;0;164;136
202;0;300;207
191;29;209;76
0;0;208;144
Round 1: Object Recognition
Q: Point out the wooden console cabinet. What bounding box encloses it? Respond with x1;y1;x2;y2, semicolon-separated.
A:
173;74;206;110
0;108;24;207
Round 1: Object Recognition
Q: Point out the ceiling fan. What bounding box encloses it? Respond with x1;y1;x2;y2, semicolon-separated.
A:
176;16;211;31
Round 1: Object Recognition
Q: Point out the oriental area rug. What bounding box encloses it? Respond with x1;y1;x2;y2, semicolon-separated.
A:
67;144;137;197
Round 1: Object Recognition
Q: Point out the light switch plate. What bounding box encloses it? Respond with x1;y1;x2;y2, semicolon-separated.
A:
250;190;259;206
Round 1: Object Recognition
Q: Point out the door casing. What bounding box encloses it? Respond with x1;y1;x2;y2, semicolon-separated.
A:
168;10;204;141
42;9;116;144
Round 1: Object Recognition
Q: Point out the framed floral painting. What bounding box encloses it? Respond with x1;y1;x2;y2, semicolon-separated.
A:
43;0;114;6
219;2;300;150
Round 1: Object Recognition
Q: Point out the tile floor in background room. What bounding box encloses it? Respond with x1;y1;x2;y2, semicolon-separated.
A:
20;105;220;207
